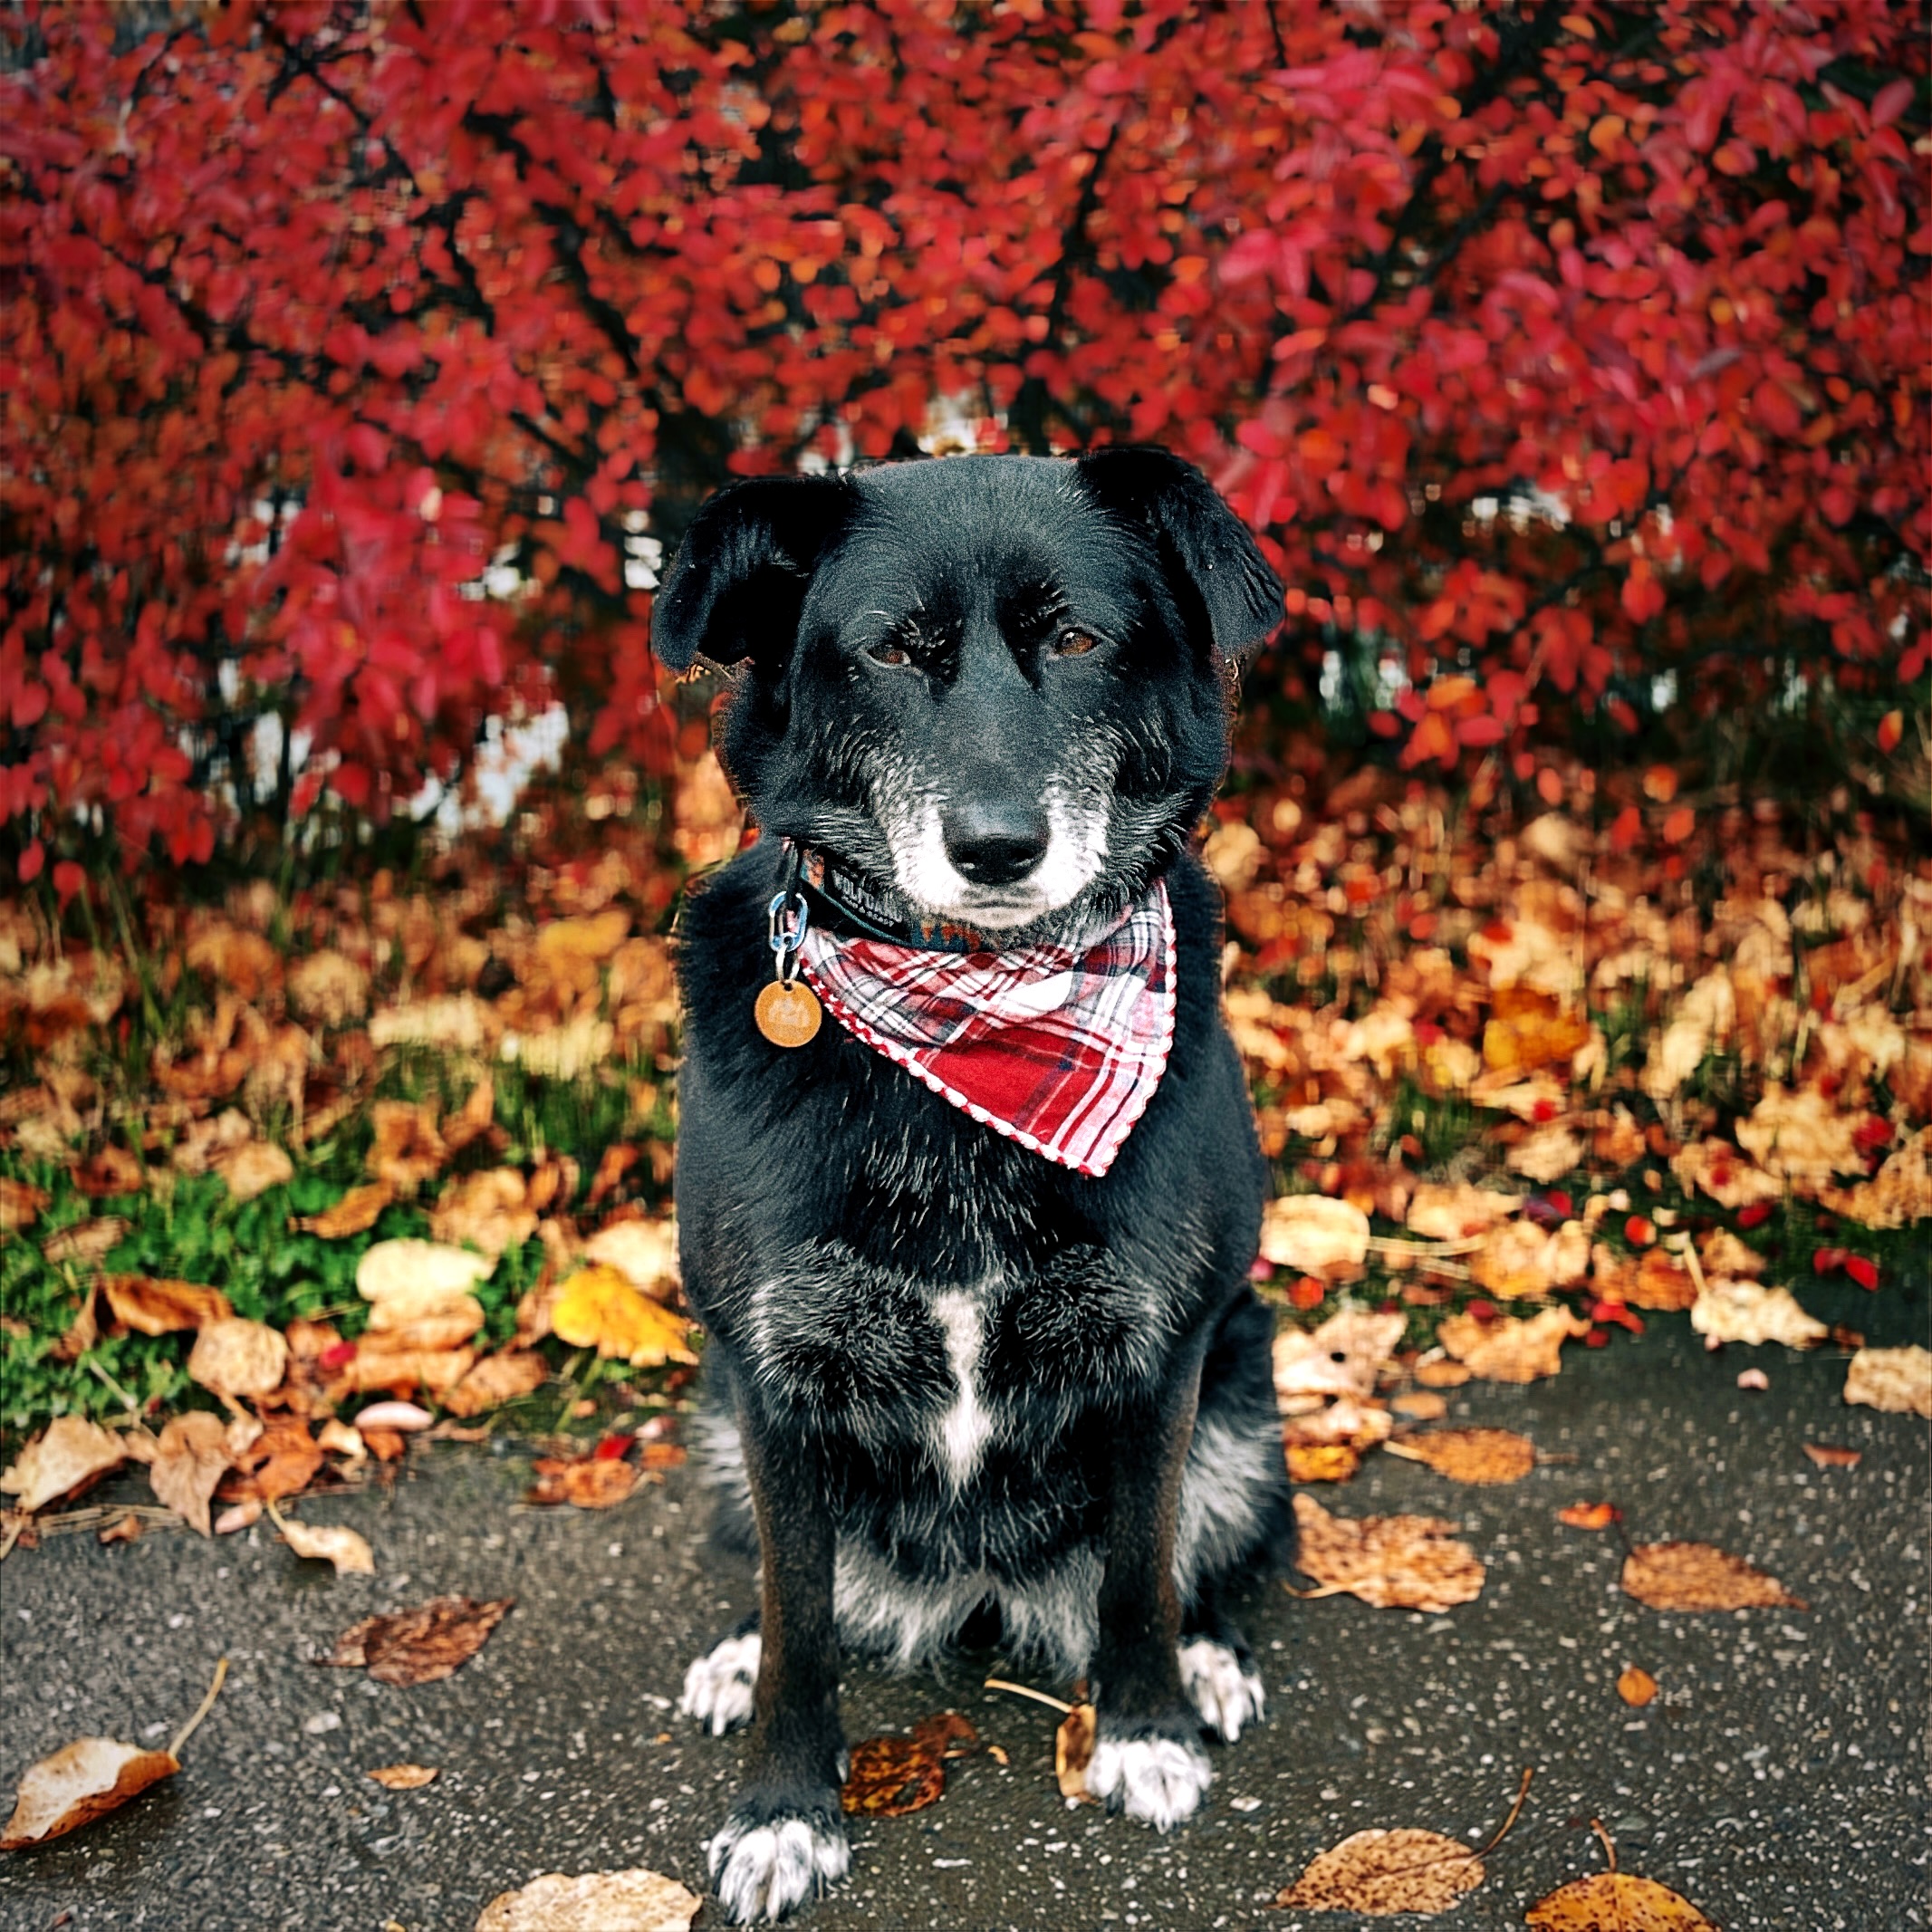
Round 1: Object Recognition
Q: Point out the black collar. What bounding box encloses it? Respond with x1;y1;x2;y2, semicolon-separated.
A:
788;841;997;954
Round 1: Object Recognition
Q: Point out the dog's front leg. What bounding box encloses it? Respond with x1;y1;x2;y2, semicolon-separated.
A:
1086;1358;1215;1831
706;1409;850;1924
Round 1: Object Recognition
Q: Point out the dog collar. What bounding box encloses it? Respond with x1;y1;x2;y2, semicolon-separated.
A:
791;872;1177;1179
793;844;998;954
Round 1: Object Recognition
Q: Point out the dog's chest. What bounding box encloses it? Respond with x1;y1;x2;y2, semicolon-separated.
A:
745;1240;1164;1472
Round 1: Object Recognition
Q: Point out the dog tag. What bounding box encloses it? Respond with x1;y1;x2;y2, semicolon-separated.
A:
755;978;822;1048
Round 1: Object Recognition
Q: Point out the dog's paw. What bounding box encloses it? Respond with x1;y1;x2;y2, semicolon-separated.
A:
707;1795;850;1925
1178;1637;1266;1744
680;1630;762;1735
1085;1723;1213;1831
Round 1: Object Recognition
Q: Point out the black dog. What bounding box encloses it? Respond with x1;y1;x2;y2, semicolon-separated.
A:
652;449;1292;1923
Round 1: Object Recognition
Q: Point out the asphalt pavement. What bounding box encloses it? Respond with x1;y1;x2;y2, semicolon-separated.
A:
2;1284;1926;1932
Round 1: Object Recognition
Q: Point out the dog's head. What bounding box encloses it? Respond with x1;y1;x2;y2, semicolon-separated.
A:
652;450;1282;940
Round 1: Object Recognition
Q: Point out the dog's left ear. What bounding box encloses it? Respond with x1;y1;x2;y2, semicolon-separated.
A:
1075;446;1284;667
651;473;858;675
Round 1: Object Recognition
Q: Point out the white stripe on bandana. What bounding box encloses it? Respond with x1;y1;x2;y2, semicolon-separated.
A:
797;881;1177;1177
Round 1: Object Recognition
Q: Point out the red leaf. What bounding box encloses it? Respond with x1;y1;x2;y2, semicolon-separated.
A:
1843;1255;1879;1292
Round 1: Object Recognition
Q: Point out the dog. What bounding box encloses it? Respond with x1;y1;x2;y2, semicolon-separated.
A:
650;448;1293;1924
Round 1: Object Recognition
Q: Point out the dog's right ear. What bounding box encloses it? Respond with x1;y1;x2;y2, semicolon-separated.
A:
651;474;858;675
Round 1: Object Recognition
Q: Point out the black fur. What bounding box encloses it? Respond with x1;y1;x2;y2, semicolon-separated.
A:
656;451;1292;1922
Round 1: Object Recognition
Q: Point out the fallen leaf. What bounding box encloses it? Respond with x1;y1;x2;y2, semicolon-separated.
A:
367;1099;450;1188
1273;1309;1406;1401
429;1168;540;1258
1436;1306;1588;1383
1283;1395;1395;1450
1558;1502;1620;1530
1055;1703;1097;1802
1641;970;1735;1101
101;1274;232;1335
1414;1359;1472;1389
98;1511;144;1545
187;1317;290;1401
225;1419;324;1504
368;1763;439;1790
0;1177;50;1230
581;1216;680;1297
1669;1138;1783;1209
0;1739;178;1851
1471;1217;1590;1299
41;1216;129;1264
357;1238;493;1345
440;1350;550;1418
1288;1444;1361;1484
526;1456;639;1510
1274;1826;1484;1916
149;1412;235;1535
276;1514;375;1575
1259;1197;1371;1275
293;1181;395;1238
1292;1495;1485;1611
1801;1444;1861;1469
1506;1124;1586;1187
841;1734;948;1816
1735;1084;1861;1187
1616;1667;1658;1707
1406;1182;1524;1242
1525;1871;1716;1929
1688;1280;1828;1350
322;1595;514;1687
0;1416;127;1514
551;1265;697;1367
1819;1126;1932;1229
1384;1428;1536;1485
1620;1542;1806;1612
1698;1230;1764;1279
1843;1344;1932;1418
474;1868;701;1932
216;1139;293;1202
343;1341;478;1395
1392;1391;1448;1420
72;1146;143;1198
51;1280;99;1362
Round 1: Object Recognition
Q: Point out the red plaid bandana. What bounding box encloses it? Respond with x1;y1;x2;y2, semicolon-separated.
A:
798;881;1176;1178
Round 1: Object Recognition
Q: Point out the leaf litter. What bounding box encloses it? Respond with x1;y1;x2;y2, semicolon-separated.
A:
1384;1427;1537;1485
1620;1543;1807;1613
322;1595;514;1686
841;1710;980;1817
1525;1821;1716;1930
474;1868;702;1932
1290;1495;1485;1612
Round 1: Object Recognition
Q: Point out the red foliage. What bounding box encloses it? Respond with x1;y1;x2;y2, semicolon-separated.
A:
2;2;1926;867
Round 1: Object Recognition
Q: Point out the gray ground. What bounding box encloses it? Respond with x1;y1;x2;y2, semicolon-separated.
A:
2;1287;1926;1932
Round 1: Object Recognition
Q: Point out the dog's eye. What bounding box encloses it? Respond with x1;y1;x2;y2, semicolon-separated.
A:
867;641;914;668
1050;629;1099;658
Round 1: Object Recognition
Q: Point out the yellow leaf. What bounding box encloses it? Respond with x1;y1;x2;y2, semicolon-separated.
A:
1526;1871;1716;1928
552;1266;697;1367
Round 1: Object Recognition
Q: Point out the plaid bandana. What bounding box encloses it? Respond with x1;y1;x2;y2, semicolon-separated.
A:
797;880;1176;1178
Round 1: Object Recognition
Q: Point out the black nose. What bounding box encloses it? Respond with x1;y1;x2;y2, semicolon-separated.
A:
943;802;1051;887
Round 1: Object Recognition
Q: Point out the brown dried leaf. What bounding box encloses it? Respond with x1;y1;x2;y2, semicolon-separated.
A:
911;1710;980;1760
98;1511;144;1545
187;1317;290;1400
101;1275;232;1336
368;1763;438;1791
0;1738;178;1850
1820;1127;1932;1230
475;1868;701;1932
1283;1396;1394;1452
1275;1826;1484;1916
841;1735;947;1817
51;1281;98;1362
1054;1703;1097;1802
1287;1443;1360;1484
1801;1444;1861;1469
1392;1391;1448;1420
1385;1428;1536;1485
1669;1138;1783;1210
429;1168;539;1258
1620;1542;1806;1613
1505;1124;1587;1187
0;1177;50;1231
149;1412;234;1536
40;1216;129;1264
1259;1196;1370;1276
439;1350;550;1418
366;1100;448;1189
525;1456;639;1510
1414;1359;1472;1389
1273;1309;1406;1401
1525;1871;1716;1929
216;1139;293;1205
1617;1666;1658;1707
277;1514;374;1575
581;1216;680;1297
72;1146;143;1199
1406;1182;1523;1242
1735;1084;1861;1187
1689;1280;1827;1350
341;1341;478;1397
1843;1345;1932;1418
1558;1502;1620;1531
322;1594;514;1687
225;1420;323;1504
0;1416;128;1514
1436;1306;1588;1384
1292;1495;1485;1612
292;1181;394;1239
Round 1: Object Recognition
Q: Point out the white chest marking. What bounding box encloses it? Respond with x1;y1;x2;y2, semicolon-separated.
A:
929;1290;993;1486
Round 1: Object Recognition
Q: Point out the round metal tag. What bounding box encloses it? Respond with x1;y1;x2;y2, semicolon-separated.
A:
755;978;822;1049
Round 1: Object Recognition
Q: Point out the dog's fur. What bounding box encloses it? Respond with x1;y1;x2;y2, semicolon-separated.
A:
651;450;1291;1924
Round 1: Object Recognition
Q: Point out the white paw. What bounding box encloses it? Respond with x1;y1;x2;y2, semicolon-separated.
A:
1085;1732;1213;1831
708;1812;850;1924
680;1631;761;1735
1178;1637;1266;1744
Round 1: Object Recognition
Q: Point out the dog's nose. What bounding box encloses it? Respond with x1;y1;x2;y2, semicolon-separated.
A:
943;802;1051;887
